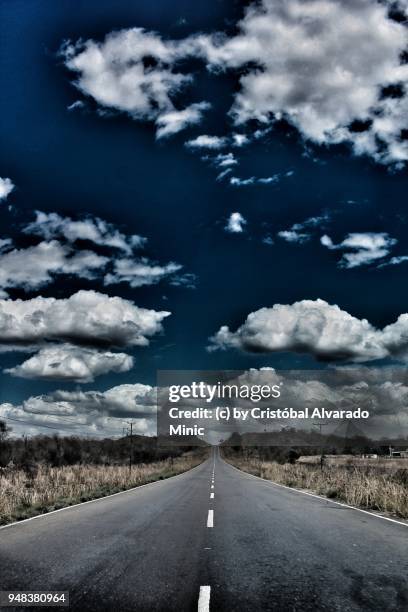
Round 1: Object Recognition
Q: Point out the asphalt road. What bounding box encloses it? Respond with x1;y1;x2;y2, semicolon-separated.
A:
0;448;407;612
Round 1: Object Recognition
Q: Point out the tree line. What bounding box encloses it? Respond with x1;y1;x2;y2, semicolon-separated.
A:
0;420;193;470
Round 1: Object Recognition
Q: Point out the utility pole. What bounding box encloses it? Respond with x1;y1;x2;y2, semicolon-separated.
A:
125;421;134;474
313;422;329;470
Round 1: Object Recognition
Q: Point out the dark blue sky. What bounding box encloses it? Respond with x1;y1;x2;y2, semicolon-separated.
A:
1;0;408;417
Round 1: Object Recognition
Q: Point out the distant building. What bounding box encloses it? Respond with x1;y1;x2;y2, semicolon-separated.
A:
390;449;408;458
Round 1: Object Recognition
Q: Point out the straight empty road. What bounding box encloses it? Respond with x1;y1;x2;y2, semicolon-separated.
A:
0;449;407;611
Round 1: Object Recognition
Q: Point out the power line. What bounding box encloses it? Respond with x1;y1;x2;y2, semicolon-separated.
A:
1;415;123;438
5;409;121;428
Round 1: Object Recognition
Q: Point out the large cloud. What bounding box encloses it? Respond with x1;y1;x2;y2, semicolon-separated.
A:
63;0;408;164
0;383;155;437
199;0;408;164
0;291;170;382
0;290;170;349
208;298;408;363
5;345;134;383
62;28;206;137
49;383;156;417
0;213;190;292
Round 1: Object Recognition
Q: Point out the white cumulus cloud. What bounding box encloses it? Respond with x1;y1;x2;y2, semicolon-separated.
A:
5;345;134;382
63;29;189;117
0;241;109;291
208;298;408;363
62;28;210;138
199;0;408;164
0;290;170;349
0;382;156;437
0;212;190;293
0;291;170;382
63;1;408;164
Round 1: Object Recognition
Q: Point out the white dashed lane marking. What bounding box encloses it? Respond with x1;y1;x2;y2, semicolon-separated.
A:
207;509;214;528
198;586;211;612
201;461;215;608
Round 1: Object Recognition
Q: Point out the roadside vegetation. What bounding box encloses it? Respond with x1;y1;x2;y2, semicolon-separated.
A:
224;452;408;519
0;420;208;525
0;453;206;525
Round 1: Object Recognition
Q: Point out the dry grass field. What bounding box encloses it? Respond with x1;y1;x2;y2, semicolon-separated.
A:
298;454;408;470
0;454;205;526
226;455;408;519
